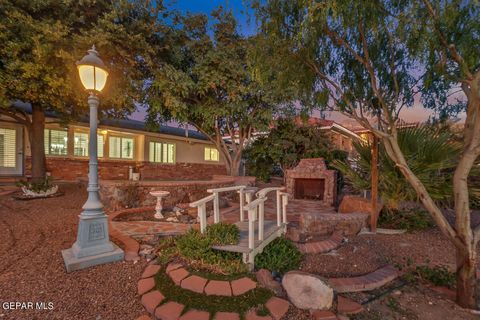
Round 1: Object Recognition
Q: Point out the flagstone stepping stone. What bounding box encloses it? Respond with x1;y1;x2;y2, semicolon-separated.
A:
337;296;364;315
245;309;273;320
181;275;208;293
179;309;210;320
204;280;232;296
265;297;289;320
282;271;333;310
155;301;185;320
311;310;337;320
138;277;155;295
214;312;241;320
141;290;165;314
166;263;182;273
231;277;257;296
327;265;398;293
168;267;189;285
142;264;161;279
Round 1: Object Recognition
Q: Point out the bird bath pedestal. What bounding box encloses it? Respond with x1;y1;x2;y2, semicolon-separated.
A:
150;191;170;219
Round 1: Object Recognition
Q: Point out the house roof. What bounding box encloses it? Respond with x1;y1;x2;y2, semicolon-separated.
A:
294;116;360;139
9;101;208;141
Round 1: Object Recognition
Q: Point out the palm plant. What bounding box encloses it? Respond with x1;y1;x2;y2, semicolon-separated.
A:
332;125;480;209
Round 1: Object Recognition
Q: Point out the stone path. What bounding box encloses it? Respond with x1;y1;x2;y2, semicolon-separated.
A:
327;265;399;293
295;231;343;254
137;262;290;320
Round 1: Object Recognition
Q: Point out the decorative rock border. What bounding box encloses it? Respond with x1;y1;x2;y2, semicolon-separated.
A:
295;231;343;254
138;262;290;320
166;263;256;296
327;265;398;293
108;210;141;261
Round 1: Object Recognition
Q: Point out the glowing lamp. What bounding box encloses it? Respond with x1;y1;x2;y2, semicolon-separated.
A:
76;45;108;92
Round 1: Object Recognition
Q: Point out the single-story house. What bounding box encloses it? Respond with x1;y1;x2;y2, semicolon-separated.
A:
0;104;227;181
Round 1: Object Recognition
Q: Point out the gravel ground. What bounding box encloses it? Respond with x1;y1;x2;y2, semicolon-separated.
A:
301;228;480;278
0;183;147;320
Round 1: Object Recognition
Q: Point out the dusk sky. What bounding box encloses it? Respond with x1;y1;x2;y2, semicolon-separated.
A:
130;0;462;125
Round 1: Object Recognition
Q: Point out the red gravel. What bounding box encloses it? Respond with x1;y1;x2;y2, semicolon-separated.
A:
0;183;147;320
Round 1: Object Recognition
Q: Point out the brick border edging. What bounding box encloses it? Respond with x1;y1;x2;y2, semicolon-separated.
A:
165;263;257;296
137;262;290;320
296;231;343;254
108;209;140;261
327;265;399;293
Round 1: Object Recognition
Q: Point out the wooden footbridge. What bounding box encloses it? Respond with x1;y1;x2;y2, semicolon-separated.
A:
190;186;289;270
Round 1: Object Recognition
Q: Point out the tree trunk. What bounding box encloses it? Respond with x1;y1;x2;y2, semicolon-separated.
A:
30;104;46;182
228;156;241;176
456;245;477;308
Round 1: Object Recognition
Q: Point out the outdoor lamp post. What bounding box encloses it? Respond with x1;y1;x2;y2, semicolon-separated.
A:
62;46;123;272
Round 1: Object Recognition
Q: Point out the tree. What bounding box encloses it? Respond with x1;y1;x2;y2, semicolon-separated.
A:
333;125;480;210
146;9;288;176
253;0;480;308
0;0;168;181
244;118;345;180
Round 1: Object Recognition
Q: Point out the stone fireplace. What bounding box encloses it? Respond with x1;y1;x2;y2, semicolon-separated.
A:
285;158;337;206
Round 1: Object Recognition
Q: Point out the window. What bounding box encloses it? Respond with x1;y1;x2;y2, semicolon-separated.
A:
204;147;219;161
74;132;105;157
44;129;68;156
149;141;175;163
109;136;134;159
0;128;16;167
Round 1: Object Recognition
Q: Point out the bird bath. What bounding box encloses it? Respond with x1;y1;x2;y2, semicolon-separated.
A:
150;191;170;219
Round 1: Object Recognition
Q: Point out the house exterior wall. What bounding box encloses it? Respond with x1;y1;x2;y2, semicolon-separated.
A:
1;117;227;180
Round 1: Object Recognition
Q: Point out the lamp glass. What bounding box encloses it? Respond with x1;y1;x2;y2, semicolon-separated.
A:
78;65;108;92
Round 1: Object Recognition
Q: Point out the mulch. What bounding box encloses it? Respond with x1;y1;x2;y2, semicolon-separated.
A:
0;183;147;320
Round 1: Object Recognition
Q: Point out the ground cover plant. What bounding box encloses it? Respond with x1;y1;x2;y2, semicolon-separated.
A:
378;208;434;232
254;237;302;274
154;267;273;317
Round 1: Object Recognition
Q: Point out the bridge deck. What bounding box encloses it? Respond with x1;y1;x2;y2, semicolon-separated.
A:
212;220;283;253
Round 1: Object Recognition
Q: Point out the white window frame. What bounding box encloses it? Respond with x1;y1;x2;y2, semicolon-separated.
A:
204;146;220;162
44;129;68;156
108;135;135;160
149;141;176;164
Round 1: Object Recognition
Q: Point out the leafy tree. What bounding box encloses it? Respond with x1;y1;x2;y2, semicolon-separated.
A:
253;0;480;308
146;9;289;176
0;0;168;181
333;125;480;209
244;118;345;180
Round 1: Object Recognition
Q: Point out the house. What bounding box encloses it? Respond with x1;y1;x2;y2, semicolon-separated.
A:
0;104;227;181
294;117;360;155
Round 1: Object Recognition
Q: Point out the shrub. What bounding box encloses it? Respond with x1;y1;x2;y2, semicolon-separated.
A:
415;265;456;289
17;176;55;193
255;237;302;274
378;208;434;231
173;226;246;274
205;223;240;245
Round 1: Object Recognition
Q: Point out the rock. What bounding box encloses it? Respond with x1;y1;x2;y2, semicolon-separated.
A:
338;195;382;216
256;269;284;297
282;271;333;310
166;217;179;222
178;215;191;223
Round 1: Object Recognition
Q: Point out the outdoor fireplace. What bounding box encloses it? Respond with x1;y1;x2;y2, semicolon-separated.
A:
285;158;337;206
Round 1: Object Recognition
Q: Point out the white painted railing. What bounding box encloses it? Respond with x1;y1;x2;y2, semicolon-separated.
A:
256;187;287;227
189;194;216;233
243;197;267;253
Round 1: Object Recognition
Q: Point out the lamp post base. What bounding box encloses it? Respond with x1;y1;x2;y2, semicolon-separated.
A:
62;213;124;272
62;244;124;273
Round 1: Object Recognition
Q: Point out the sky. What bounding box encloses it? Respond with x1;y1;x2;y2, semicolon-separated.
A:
130;0;459;126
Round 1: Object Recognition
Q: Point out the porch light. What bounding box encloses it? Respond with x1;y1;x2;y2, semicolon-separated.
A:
76;45;108;92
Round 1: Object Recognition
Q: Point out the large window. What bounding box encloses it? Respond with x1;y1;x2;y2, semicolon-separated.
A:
74;131;105;157
0;128;16;167
109;136;134;159
204;147;219;161
149;141;175;163
44;129;68;156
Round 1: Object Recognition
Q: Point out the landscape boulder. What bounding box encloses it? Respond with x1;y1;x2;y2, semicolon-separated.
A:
282;271;333;310
338;195;382;216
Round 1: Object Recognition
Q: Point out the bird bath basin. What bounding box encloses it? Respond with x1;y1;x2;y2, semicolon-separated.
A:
150;190;171;219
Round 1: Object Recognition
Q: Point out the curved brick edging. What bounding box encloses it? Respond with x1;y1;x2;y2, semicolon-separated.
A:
166;263;257;296
296;231;343;254
137;262;290;320
327;265;398;293
108;209;141;261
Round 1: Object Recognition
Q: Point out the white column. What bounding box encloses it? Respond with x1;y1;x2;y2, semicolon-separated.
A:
276;190;281;227
213;192;220;223
239;189;245;222
258;200;265;241
198;203;207;233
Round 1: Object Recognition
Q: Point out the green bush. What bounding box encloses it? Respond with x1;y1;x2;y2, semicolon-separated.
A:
173;226;246;274
17;176;55;193
255;237;302;274
205;223;240;245
378;208;434;231
415;265;456;288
